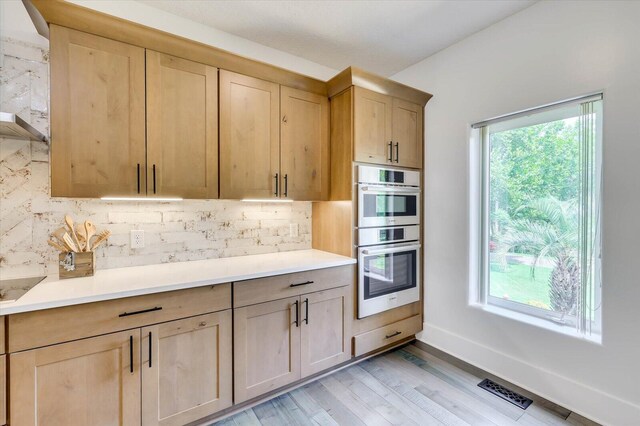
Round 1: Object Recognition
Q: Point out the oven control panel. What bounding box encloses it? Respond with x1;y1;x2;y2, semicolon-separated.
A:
358;224;420;246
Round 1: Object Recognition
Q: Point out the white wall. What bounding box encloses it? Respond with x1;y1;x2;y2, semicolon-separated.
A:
1;0;337;79
67;0;338;81
0;0;48;46
392;1;640;424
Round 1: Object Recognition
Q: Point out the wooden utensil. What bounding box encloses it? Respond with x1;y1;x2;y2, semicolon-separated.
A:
84;221;97;252
48;239;68;252
52;227;67;246
64;215;82;251
90;230;111;250
76;225;87;251
62;233;79;252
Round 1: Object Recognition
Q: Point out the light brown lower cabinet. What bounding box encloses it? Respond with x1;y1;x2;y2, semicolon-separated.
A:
10;330;142;426
300;287;351;377
234;286;351;403
141;311;232;426
9;311;233;426
0;354;5;426
234;296;301;403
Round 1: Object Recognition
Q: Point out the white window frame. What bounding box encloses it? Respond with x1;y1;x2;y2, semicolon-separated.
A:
470;94;603;337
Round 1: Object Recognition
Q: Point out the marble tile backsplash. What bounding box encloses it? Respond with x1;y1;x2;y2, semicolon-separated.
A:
0;38;311;279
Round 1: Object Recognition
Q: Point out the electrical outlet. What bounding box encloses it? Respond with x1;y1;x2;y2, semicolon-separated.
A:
289;223;299;238
130;230;145;249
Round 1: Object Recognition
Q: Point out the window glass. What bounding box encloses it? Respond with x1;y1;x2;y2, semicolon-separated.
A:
479;97;602;337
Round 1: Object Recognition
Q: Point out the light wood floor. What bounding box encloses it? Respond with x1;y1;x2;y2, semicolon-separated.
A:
211;343;599;426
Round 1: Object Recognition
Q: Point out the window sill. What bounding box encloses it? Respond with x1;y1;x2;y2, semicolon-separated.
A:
469;302;602;345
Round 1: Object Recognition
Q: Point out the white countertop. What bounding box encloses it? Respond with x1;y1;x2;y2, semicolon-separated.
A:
0;249;356;315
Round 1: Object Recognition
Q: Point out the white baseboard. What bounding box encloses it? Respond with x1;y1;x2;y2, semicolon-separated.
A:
418;322;640;426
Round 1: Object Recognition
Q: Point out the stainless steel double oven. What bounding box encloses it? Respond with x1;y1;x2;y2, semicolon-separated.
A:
357;165;421;318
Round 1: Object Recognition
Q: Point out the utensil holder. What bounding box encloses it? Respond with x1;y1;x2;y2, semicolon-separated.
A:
58;251;95;279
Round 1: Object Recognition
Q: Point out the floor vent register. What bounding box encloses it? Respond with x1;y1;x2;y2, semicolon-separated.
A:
477;378;533;409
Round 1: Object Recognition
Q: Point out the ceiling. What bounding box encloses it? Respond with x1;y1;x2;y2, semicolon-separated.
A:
138;0;536;77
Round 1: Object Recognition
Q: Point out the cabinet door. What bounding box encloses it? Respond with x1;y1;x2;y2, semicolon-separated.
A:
50;25;146;198
141;311;232;426
234;297;301;403
10;330;141;426
300;286;352;377
354;87;393;165
392;98;423;169
0;355;5;426
220;70;280;199
280;86;329;201
146;51;219;199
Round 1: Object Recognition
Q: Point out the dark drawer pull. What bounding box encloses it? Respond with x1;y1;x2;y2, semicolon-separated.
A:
290;280;314;288
385;331;402;339
119;306;163;317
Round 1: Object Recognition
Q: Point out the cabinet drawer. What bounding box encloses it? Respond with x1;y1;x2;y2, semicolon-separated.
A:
234;265;354;308
7;284;231;353
353;314;422;357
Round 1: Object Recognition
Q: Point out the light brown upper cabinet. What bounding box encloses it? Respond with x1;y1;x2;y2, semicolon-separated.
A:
354;87;423;169
146;51;219;199
50;27;219;199
219;70;280;199
220;70;330;200
392;97;423;169
280;87;330;200
50;25;146;198
354;87;393;165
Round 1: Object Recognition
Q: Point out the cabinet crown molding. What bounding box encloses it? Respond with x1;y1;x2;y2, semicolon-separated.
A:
24;0;327;95
328;66;433;106
24;0;433;104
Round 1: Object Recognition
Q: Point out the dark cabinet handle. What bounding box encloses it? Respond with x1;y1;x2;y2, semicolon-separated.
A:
388;141;393;162
152;164;157;194
148;331;152;368
284;174;288;197
303;298;309;325
119;306;163;317
129;335;134;373
293;300;299;327
385;331;402;339
290;280;314;288
395;143;399;163
274;173;279;196
137;163;141;194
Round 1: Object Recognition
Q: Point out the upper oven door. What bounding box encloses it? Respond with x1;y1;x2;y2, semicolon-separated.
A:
358;184;421;228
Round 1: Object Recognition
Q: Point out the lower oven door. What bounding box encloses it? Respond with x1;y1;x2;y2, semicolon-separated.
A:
358;242;421;318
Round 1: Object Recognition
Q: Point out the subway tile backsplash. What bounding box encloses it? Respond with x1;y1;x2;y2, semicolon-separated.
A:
0;38;311;279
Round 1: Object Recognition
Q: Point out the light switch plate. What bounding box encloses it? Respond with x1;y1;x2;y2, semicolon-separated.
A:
130;230;145;248
289;223;299;238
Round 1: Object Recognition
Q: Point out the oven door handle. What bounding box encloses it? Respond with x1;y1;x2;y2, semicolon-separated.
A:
362;243;421;255
360;185;420;194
